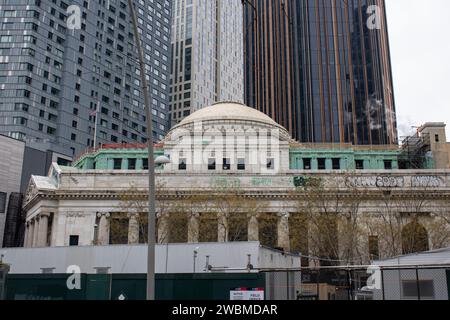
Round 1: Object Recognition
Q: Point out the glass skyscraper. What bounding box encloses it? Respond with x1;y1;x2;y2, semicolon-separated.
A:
169;0;244;126
244;0;398;145
0;0;172;158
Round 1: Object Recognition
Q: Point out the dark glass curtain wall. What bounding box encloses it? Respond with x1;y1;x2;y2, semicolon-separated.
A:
244;0;398;145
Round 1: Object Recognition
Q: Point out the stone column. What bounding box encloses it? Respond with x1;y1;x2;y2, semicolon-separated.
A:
188;213;199;243
32;217;40;248
157;213;169;243
23;223;29;248
277;212;290;251
28;221;35;247
38;213;50;247
97;213;111;245
248;214;259;241
127;213;140;244
217;213;228;242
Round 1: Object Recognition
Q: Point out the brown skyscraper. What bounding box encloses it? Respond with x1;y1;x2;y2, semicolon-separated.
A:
244;0;398;145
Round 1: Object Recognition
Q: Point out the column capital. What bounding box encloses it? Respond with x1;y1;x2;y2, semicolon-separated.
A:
127;212;140;219
247;212;260;219
40;212;51;218
191;212;201;218
97;212;111;218
277;212;290;218
156;211;169;219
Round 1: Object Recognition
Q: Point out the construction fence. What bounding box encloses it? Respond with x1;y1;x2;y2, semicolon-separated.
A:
2;266;450;300
262;265;450;300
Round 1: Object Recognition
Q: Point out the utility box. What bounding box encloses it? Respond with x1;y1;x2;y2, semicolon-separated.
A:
0;263;9;300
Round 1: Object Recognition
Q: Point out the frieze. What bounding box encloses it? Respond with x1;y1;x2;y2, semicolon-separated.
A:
65;212;86;218
411;176;445;188
376;176;405;188
209;177;241;189
251;177;272;187
345;175;446;189
346;176;405;188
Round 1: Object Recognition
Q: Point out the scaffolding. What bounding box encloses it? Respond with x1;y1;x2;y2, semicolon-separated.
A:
398;132;433;169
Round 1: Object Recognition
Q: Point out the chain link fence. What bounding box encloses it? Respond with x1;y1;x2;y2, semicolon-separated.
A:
261;265;450;300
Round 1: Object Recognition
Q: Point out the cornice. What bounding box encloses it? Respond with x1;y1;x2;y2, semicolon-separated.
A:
24;189;450;205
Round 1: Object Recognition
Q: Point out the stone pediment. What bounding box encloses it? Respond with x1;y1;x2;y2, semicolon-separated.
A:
23;178;38;207
23;175;58;208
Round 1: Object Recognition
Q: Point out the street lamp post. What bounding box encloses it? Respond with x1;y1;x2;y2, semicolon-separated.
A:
127;0;157;300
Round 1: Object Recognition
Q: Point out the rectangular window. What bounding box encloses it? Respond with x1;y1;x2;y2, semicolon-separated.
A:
435;134;439;143
237;158;245;171
303;158;312;170
178;158;187;170
13;117;27;125
384;160;393;170
355;160;364;170
223;158;231;171
69;235;79;246
266;158;275;170
4;10;15;18
0;36;12;43
48;113;57;122
318;158;326;170
113;158;122;170
332;158;341;170
15;103;29;112
128;158;136;170
208;158;216;170
142;159;149;170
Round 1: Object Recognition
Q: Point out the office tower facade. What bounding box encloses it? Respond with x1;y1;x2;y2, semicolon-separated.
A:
244;0;398;145
169;0;244;126
0;0;172;158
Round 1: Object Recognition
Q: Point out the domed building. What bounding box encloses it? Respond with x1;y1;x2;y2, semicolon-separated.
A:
162;102;292;174
20;102;450;264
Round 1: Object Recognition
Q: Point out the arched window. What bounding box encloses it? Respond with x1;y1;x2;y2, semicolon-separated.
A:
402;220;429;255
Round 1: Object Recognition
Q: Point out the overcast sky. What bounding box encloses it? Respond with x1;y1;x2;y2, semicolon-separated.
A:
386;0;450;139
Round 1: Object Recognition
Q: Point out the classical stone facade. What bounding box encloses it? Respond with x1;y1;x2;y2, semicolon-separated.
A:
22;166;450;255
22;103;450;264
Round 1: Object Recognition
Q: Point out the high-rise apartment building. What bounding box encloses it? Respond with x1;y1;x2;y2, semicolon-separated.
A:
244;0;397;145
0;0;172;158
169;0;244;126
